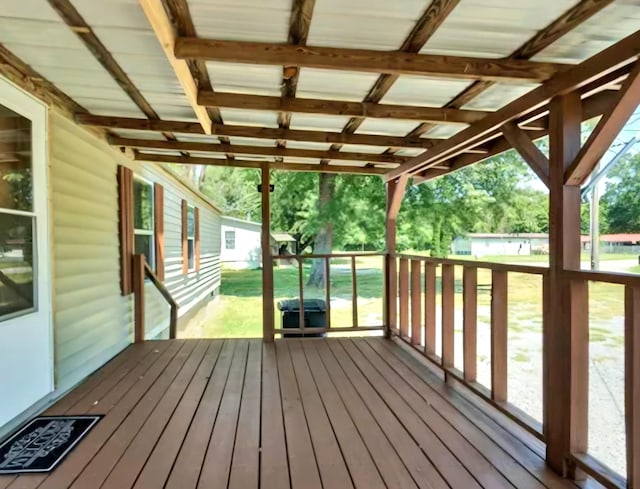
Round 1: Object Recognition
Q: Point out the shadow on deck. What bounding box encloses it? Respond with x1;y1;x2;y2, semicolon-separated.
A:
0;338;592;489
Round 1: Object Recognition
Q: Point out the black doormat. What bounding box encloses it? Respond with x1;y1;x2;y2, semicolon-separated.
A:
0;415;102;474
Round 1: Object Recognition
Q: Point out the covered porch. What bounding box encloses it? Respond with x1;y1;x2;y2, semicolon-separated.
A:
0;337;584;489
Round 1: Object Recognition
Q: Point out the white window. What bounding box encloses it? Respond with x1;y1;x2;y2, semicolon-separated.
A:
186;204;195;270
225;230;236;250
133;177;154;268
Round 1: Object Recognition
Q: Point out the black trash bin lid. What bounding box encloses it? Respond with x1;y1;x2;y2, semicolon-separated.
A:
277;299;326;312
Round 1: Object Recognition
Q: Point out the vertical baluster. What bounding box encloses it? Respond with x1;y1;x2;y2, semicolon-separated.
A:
325;257;331;329
441;264;455;369
411;260;422;346
387;255;398;335
133;254;145;343
625;285;640;488
424;262;437;355
463;266;478;383
298;257;304;333
542;272;551;439
399;258;410;338
491;270;508;402
569;278;589;457
351;256;358;328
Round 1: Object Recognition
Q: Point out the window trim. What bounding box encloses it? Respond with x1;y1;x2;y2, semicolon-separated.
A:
225;230;236;250
133;176;155;269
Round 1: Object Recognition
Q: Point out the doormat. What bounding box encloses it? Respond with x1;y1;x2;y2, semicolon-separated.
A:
0;415;102;474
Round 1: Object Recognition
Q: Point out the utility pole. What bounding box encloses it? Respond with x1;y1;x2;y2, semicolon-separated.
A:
590;162;601;271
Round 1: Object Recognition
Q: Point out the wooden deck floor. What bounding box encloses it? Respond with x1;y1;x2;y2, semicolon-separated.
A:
0;338;590;489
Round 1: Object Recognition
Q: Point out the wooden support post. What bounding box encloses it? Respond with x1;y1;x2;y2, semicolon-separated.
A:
261;163;275;342
625;285;640;488
463;266;478;383
132;254;145;343
399;258;410;339
441;264;455;369
491;270;508;403
351;256;358;328
385;176;408;338
546;91;585;475
410;259;422;346
424;262;437;355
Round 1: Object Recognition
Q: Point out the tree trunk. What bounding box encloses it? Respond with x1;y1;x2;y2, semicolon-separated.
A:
307;173;335;287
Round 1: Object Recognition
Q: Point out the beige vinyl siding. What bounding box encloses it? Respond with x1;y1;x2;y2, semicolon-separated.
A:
140;166;222;339
49;113;132;392
49;111;222;389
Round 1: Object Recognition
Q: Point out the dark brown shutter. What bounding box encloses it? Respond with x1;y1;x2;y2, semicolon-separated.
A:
154;183;165;281
195;207;201;272
117;165;134;295
181;199;188;274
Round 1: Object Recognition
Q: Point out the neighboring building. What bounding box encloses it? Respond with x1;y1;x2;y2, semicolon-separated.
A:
451;233;549;257
0;77;221;436
221;216;296;269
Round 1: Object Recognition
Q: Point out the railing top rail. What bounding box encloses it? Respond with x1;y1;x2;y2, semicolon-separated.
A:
143;261;179;308
563;268;640;287
392;253;549;276
272;252;386;259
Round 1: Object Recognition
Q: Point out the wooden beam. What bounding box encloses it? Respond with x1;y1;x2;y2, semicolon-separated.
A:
501;122;550;187
385;29;640;181
335;0;460;141
76;113;450;149
198;91;489;124
387;175;409;221
546;91;583;476
261;163;274;342
139;0;212;134
279;0;316;130
565;60;640;185
134;152;388;175
176;38;567;82
111;136;409;164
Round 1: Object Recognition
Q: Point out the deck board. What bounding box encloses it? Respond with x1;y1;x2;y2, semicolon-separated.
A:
0;337;601;489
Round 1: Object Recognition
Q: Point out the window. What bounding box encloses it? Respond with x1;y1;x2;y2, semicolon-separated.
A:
225;230;236;250
0;104;35;320
186;204;195;270
182;200;200;274
133;178;154;268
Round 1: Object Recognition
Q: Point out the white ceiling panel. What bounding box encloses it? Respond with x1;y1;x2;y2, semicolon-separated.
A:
289;113;351;132
219;108;279;128
424;124;467;139
308;0;429;50
286;141;333;151
422;0;579;57
394;148;425;157
112;129;166;140
355;119;418;136
297;68;378;101
190;0;290;42
382;76;474;107
338;144;385;154
283;156;323;165
462;83;538;111
227;137;277;147
206;62;282;96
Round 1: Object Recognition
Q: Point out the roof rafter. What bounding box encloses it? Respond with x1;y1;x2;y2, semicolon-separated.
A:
139;0;212;134
109;136;411;164
175;38;568;82
386;29;640;181
502;122;550;187
198;91;489;124
134;152;389;175
77;113;485;150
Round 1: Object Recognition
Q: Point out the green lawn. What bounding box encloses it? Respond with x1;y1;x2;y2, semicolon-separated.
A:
197;253;631;341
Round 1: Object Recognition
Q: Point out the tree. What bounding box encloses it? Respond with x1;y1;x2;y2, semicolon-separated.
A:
307;174;336;287
602;152;640;233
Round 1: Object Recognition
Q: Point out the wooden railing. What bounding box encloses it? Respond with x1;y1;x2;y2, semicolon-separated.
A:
132;254;178;342
271;252;386;336
389;254;638;488
389;253;549;439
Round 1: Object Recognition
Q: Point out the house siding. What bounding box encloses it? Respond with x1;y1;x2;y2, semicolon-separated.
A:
49;112;221;392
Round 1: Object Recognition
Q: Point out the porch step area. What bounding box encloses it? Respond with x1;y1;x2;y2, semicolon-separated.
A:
0;338;599;489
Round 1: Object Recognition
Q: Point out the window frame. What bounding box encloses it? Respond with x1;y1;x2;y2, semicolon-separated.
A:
186;204;195;272
225;230;236;250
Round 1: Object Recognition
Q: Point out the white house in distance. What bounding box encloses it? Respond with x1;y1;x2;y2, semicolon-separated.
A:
451;233;550;256
0;76;222;437
221;216;296;268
